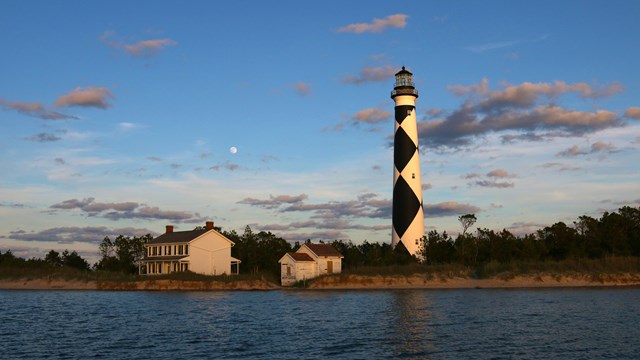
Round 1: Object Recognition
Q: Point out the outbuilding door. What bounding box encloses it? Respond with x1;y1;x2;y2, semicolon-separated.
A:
327;261;333;274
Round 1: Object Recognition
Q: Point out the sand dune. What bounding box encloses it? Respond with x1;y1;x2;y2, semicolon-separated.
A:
1;273;639;291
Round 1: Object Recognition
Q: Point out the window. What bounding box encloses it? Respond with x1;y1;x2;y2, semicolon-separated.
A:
152;247;157;256
415;239;419;245
178;245;183;255
167;246;171;255
412;173;415;179
185;245;189;255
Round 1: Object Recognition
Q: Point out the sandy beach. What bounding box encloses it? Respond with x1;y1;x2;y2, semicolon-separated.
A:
2;272;640;291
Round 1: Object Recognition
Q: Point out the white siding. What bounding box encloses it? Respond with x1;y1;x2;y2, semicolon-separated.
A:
188;232;233;275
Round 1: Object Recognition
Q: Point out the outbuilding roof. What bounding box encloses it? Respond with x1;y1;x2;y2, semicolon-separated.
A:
287;252;315;262
304;243;343;257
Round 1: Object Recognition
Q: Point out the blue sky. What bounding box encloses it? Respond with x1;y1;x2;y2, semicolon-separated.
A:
1;1;639;262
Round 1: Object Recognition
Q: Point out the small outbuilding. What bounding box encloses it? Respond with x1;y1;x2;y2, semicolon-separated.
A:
140;221;240;276
278;243;343;286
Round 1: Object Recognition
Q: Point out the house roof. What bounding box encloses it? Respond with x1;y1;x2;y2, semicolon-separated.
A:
304;243;343;257
286;252;315;262
147;229;210;244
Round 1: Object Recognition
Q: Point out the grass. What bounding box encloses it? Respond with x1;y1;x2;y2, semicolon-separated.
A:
335;256;640;280
0;264;279;284
3;257;639;286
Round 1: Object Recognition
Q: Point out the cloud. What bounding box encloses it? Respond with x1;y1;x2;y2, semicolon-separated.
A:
125;39;177;57
55;86;114;109
253;219;387;233
238;194;308;209
293;82;311;96
239;193;391;219
507;221;548;236
420;78;625;149
486;169;515;178
625;107;640;119
0;202;27;208
279;230;350;242
471;180;514;188
118;122;137;130
556;141;617;157
338;14;408;34
465;40;520;53
341;65;397;84
101;31;176;58
49;197;205;223
4;226;156;244
352;108;391;124
424;202;481;217
146;156;163;162
0;99;77;120
463;169;515;188
209;162;239;171
24;132;61;142
539;162;582;172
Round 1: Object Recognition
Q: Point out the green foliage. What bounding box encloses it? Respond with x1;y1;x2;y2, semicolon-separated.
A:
95;234;152;273
420;206;640;267
225;226;292;276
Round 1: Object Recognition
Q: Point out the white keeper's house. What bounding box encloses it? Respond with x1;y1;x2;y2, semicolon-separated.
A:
140;221;241;276
278;243;343;286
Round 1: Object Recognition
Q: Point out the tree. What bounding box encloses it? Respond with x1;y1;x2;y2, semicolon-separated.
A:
458;214;477;236
61;250;90;271
45;250;63;267
95;234;151;273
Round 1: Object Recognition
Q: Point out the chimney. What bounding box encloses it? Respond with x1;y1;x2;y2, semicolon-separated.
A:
166;225;174;233
205;221;214;230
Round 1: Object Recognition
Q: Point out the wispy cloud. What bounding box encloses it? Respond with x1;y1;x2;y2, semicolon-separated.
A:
424;202;481;217
0;99;77;120
24;132;62;142
625;107;640;119
100;30;176;57
338;14;408;34
341;65;397;84
239;193;390;219
55;86;114;109
209;162;239;171
462;169;516;188
420;78;626;150
49;197;206;223
292;82;311;96
4;226;156;244
465;40;520;53
352;107;391;124
556;141;617;157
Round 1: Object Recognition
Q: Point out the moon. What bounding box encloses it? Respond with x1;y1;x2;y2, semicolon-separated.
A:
229;146;238;154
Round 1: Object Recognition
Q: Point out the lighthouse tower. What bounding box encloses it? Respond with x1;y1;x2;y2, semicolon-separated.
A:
390;66;425;256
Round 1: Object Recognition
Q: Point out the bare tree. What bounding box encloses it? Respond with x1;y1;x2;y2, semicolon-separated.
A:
458;214;477;236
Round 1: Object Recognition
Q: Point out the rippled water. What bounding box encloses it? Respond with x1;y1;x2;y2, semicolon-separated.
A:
1;288;639;359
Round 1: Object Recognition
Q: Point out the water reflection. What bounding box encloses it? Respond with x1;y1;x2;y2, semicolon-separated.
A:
389;290;435;358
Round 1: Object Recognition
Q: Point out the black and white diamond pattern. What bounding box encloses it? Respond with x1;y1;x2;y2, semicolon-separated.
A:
392;104;424;248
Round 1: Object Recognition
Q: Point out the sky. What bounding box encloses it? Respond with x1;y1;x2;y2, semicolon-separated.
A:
1;0;639;262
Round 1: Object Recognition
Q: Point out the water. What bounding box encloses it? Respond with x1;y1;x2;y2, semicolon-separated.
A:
1;288;639;359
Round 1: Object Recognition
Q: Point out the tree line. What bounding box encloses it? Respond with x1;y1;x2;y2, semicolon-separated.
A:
1;206;638;277
421;206;640;266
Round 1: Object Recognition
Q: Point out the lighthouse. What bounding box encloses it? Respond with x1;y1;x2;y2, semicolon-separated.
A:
391;66;425;257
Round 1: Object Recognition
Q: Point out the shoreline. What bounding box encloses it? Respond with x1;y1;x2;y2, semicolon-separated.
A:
2;272;640;291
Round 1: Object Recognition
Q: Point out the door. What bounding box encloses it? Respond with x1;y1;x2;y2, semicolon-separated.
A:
327;261;333;274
